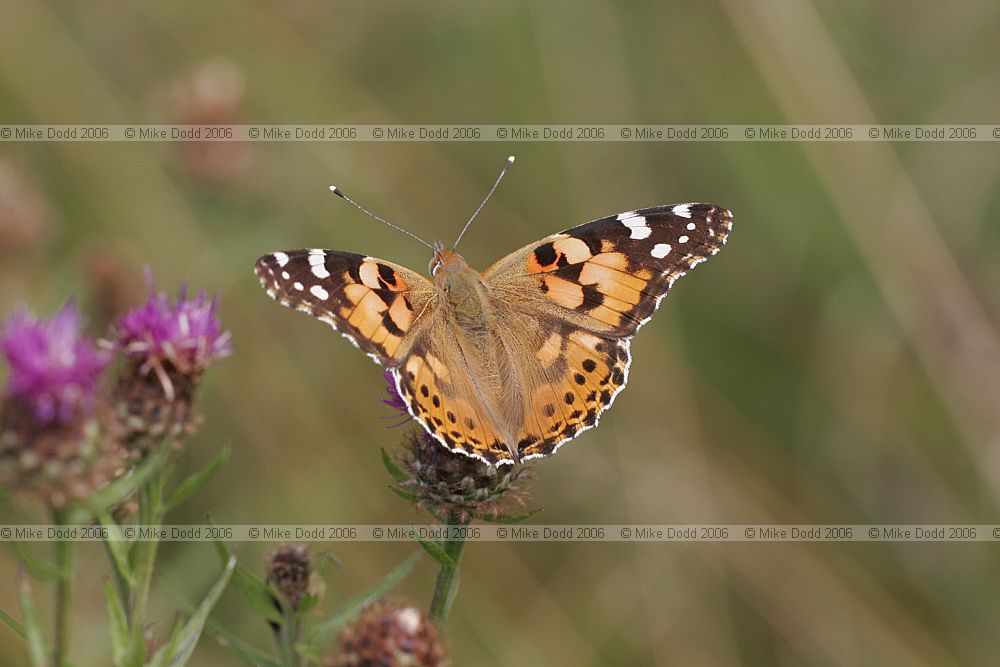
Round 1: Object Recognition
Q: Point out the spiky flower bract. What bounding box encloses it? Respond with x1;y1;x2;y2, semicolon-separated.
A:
394;430;531;523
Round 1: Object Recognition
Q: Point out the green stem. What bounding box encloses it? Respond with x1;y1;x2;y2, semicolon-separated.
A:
121;467;166;666
102;537;130;611
428;513;468;626
52;509;73;667
131;476;162;626
276;611;298;667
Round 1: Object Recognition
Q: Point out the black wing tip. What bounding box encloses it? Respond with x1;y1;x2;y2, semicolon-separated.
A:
663;202;733;235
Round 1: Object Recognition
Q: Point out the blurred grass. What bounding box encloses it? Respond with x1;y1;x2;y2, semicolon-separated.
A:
2;0;1000;665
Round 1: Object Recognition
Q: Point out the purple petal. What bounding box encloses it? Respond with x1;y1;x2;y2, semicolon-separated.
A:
1;303;109;423
112;271;231;371
380;369;412;427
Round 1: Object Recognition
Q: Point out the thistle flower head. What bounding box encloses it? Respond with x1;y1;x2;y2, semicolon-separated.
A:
0;159;50;255
1;303;109;424
393;430;532;523
168;59;252;186
266;543;314;611
0;304;121;507
109;272;231;450
328;601;450;667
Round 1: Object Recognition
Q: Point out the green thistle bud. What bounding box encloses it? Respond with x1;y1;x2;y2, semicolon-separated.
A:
266;543;317;611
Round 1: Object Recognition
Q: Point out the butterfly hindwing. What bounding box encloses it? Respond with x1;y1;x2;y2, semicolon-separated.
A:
255;250;435;365
485;203;732;337
390;330;513;465
516;322;631;460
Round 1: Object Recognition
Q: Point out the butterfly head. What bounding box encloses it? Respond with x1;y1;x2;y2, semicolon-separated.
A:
429;242;469;278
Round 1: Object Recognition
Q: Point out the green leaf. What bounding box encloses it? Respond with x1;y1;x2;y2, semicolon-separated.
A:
380;448;410;482
99;515;136;587
104;580;129;667
148;556;236;667
0;606;26;640
297;593;320;614
314;550;342;577
208;516;229;565
164;447;230;511
206;519;282;624
231;563;284;625
415;533;455;568
438;565;461;623
303;551;421;657
205;617;281;667
477;508;543;524
10;543;59;580
69;441;171;523
387;486;419;502
16;568;48;667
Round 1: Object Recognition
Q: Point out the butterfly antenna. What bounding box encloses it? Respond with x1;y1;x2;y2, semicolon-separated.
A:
453;155;515;249
329;185;434;250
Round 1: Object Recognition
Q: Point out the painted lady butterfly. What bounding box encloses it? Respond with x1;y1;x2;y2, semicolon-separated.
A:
256;159;731;465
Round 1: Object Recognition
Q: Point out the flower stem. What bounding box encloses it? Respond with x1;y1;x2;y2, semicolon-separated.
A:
276;611;300;667
131;474;162;625
428;513;468;626
52;509;73;667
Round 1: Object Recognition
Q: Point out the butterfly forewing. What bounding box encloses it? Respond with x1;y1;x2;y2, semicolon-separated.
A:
477;202;731;460
484;203;732;338
255;249;435;365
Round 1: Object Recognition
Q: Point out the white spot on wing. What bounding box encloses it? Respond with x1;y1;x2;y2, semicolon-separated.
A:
678;235;689;244
310;285;330;300
293;282;304;291
620;215;651;240
281;271;290;280
686;222;696;231
651;243;672;258
311;264;331;279
673;204;692;218
273;252;289;267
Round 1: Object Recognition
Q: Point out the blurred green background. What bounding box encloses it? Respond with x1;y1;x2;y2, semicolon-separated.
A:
2;0;1000;664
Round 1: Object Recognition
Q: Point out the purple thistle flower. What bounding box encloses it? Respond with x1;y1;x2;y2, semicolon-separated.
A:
381;369;412;428
113;273;231;397
0;303;109;424
109;272;230;450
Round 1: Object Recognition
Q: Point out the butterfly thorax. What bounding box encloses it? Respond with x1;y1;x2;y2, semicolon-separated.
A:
432;249;495;333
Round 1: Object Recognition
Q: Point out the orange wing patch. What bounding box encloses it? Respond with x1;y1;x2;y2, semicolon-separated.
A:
526;235;595;273
517;330;631;460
